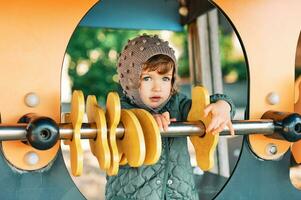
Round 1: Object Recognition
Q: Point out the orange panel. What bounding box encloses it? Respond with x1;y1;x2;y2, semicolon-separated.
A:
293;76;301;163
213;0;301;159
0;0;98;170
0;0;98;122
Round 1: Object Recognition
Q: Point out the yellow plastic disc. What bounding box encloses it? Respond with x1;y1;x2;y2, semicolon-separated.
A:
86;95;97;156
65;90;84;176
86;95;110;171
131;109;161;165
119;154;127;165
188;86;219;171
117;109;145;167
106;92;121;176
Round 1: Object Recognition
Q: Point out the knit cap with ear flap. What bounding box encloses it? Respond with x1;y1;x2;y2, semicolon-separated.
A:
117;34;177;111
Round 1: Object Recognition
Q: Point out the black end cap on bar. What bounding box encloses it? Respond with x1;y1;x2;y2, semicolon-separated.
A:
263;111;301;142
26;117;59;150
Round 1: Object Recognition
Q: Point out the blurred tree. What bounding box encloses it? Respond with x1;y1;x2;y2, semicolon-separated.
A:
66;28;141;104
173;27;190;78
218;12;247;83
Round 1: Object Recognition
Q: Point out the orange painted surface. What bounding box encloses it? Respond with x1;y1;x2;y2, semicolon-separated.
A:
293;77;301;163
0;0;97;123
213;0;301;159
2;141;60;171
0;0;98;170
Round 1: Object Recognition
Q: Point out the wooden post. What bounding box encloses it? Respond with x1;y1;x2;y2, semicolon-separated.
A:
188;9;230;177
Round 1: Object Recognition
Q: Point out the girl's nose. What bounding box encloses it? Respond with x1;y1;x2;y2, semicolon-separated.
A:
152;81;161;91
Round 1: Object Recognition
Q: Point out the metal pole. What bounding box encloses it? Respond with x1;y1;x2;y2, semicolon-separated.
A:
0;124;27;140
0;120;276;141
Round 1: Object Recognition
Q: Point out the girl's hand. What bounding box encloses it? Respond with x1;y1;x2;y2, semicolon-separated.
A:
153;111;176;132
204;100;235;136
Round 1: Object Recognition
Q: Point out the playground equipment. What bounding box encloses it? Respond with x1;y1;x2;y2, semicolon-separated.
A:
3;88;301;173
1;0;301;199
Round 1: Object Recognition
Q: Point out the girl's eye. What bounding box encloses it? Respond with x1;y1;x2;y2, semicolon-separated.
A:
163;77;171;81
142;76;151;81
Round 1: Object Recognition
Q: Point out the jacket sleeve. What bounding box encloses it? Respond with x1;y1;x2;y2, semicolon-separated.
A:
178;93;192;121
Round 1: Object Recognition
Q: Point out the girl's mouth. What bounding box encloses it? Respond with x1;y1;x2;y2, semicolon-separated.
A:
150;96;161;102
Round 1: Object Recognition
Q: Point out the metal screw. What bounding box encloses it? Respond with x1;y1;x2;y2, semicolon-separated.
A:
24;151;39;165
266;92;280;105
24;92;40;107
266;143;278;155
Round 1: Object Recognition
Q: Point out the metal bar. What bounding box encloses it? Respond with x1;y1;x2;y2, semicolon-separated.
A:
0;124;27;140
60;122;206;139
159;121;205;137
220;120;276;136
0;120;276;141
116;120;276;138
59;123;96;140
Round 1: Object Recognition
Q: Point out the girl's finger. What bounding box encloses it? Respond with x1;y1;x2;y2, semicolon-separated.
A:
154;115;163;131
227;121;235;136
213;121;227;135
203;104;213;117
161;116;169;132
162;112;171;124
170;118;177;122
206;117;219;133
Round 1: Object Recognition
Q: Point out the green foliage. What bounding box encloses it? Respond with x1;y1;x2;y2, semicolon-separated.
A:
219;30;247;82
66;28;141;104
222;60;247;81
173;27;189;78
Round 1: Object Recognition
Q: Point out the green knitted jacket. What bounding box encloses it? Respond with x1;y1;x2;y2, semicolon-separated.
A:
105;92;235;200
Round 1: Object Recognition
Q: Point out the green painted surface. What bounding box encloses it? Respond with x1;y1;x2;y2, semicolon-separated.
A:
216;138;300;200
0;148;85;200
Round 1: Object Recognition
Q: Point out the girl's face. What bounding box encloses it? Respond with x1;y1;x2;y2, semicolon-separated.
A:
139;68;173;108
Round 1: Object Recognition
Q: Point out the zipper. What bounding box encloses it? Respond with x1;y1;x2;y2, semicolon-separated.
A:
161;138;170;200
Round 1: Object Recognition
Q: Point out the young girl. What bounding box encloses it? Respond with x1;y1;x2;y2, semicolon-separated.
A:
105;34;235;200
